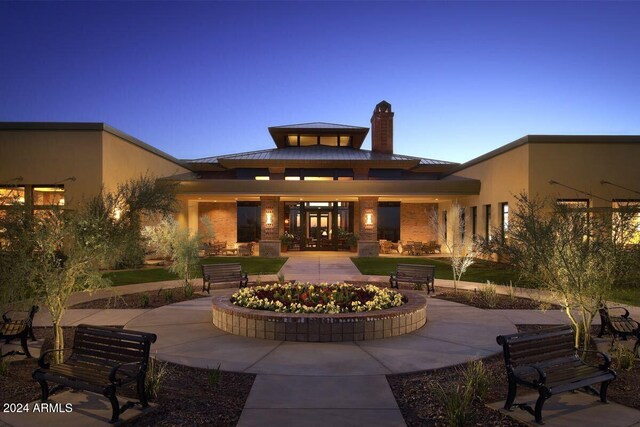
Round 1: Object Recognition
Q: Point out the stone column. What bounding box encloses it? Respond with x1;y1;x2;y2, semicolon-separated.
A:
358;196;379;257
259;196;281;257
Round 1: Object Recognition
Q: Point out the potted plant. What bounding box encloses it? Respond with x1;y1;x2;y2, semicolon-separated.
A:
347;233;358;253
280;233;294;252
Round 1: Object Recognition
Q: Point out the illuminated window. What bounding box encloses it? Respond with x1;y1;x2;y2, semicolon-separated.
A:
303;176;333;181
612;200;640;245
285;176;301;181
287;135;298;146
33;186;65;206
0;186;25;205
339;136;351;147
337;176;353;181
500;202;508;242
299;135;318;146
255;176;270;181
319;136;338;147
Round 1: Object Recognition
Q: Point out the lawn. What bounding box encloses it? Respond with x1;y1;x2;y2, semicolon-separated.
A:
351;257;521;286
103;256;288;287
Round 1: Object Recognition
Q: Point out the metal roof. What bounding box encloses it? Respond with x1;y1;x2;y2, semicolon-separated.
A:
185;145;455;167
269;122;368;130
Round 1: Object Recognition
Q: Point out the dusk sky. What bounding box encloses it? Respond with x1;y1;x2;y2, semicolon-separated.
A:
1;2;639;163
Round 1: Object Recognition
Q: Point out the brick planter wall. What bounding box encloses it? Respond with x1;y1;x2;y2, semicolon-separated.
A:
211;290;427;342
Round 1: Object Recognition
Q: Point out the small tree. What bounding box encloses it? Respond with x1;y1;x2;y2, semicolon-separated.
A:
429;202;475;292
484;194;621;351
144;218;202;287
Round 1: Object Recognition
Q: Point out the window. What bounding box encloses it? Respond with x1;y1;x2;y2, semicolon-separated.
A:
500;202;509;242
32;186;65;206
299;135;317;146
0;186;25;205
484;204;491;239
255;176;270;181
377;202;400;242
237;202;261;242
286;134;352;147
471;206;477;238
460;208;466;242
612;200;640;245
443;210;448;241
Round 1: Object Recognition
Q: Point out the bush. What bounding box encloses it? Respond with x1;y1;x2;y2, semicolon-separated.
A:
140;292;150;308
463;360;491;401
613;344;636;371
161;288;173;303
145;356;168;400
435;383;473;427
183;283;194;298
477;282;498;308
208;363;223;386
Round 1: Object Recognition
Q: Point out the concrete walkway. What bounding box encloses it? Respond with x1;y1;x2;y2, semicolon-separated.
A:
3;253;640;427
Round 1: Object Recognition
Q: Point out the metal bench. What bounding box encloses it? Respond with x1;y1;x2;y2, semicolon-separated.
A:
598;305;640;355
389;264;435;293
1;305;38;358
497;325;616;424
33;324;157;423
202;263;248;294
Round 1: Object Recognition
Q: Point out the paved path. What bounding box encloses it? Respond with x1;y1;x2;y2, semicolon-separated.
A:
4;253;640;427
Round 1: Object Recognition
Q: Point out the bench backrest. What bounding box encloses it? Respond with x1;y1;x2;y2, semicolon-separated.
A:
396;264;435;280
202;263;243;282
72;324;157;368
496;325;578;369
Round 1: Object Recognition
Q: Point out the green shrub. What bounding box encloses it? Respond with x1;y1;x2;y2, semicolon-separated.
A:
208;363;222;386
478;282;498;308
413;282;425;291
0;358;9;377
145;356;168;400
506;281;516;300
435;383;473;427
613;344;636;371
463;360;491;402
183;283;194;298
161;288;173;303
277;272;285;285
140;292;150;308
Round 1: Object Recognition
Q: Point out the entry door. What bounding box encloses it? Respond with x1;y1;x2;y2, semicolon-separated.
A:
306;211;331;249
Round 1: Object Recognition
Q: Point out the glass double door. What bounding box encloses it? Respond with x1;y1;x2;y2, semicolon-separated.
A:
306;210;333;249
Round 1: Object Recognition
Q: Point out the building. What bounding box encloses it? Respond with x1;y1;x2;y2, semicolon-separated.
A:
2;101;640;256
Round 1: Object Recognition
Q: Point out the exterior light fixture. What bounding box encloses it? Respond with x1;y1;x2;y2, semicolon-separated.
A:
265;210;274;227
364;211;374;229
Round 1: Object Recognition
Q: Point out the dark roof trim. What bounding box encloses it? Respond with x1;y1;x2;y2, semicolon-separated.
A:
0;122;190;170
446;134;640;176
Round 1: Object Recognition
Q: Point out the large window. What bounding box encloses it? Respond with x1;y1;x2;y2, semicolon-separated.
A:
33;185;65;206
443;210;448;241
286;134;352;147
237;202;261;242
500;202;508;242
471;206;477;239
460;208;466;242
484;204;491;239
377;202;400;242
612;200;640;245
0;186;25;205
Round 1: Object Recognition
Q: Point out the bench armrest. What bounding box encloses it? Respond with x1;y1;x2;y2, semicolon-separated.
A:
608;306;630;318
37;348;69;369
517;364;547;385
109;361;143;385
241;271;248;279
203;274;210;282
390;273;397;279
580;349;612;370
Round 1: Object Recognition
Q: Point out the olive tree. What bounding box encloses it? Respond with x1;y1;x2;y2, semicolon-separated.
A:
0;176;177;363
483;194;622;350
428;202;475;292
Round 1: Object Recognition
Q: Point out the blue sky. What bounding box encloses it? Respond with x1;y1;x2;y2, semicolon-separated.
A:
1;1;639;163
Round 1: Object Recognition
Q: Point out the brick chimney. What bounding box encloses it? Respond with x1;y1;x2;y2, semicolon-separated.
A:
370;100;394;154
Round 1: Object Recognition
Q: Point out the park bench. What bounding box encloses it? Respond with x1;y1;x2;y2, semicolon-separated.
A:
32;324;157;424
496;325;616;424
202;263;248;294
1;305;38;358
389;264;435;293
598;305;640;355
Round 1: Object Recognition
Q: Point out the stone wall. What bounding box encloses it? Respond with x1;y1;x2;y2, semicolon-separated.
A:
400;203;438;242
198;202;237;243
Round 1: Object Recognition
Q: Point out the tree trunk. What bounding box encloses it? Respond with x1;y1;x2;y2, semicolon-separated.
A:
53;322;64;365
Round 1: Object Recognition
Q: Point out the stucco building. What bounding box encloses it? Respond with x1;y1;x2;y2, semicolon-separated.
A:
2;101;639;256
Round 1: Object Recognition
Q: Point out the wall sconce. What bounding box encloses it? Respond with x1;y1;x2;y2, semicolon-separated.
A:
364;210;374;229
265;210;274;227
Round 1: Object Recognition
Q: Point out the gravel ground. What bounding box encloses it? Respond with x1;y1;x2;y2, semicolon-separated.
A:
433;288;559;310
70;287;206;309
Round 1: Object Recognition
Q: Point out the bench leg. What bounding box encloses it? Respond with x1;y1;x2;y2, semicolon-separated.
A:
534;393;549;424
600;380;611;403
634;338;639;357
20;335;32;358
137;374;149;408
504;378;517;410
104;387;120;424
36;377;49;402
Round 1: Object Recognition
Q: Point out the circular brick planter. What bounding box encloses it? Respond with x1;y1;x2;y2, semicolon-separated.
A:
211;290;427;342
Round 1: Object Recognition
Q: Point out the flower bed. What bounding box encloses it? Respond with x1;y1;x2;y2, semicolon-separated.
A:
230;282;406;314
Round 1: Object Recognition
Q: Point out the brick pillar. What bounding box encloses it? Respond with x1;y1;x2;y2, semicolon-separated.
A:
358;196;379;257
259;196;281;257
